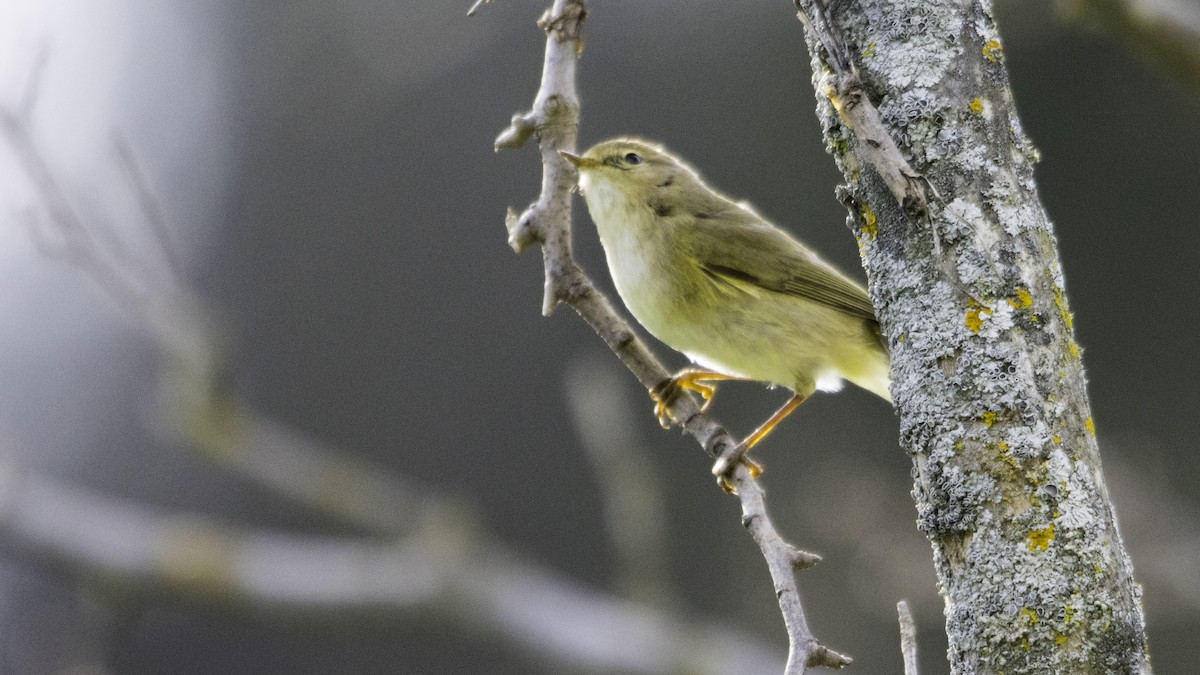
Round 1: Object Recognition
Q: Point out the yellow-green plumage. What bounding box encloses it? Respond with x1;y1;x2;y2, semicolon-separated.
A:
566;138;892;404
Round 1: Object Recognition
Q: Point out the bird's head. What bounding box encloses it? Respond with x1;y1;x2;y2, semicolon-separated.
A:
559;138;700;204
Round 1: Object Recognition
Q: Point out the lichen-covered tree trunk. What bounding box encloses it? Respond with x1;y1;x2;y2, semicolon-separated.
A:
795;1;1150;672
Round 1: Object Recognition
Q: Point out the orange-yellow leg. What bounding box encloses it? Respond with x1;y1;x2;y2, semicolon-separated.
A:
713;393;808;489
650;369;747;428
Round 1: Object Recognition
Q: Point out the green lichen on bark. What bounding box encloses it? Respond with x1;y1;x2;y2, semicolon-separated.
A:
797;0;1150;672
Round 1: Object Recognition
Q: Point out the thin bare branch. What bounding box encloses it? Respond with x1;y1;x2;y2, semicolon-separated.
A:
112;135;190;283
1;105;141;306
898;600;919;675
495;1;847;670
466;0;492;18
566;358;674;606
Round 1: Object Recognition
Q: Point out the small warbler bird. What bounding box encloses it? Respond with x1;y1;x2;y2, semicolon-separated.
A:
560;138;891;480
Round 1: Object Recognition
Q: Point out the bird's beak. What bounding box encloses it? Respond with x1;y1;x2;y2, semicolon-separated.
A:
559;150;598;169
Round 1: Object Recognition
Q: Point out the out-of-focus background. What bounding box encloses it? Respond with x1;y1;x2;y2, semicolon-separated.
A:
0;1;1196;673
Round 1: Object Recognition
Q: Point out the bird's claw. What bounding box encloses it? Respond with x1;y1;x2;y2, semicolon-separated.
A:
713;442;763;494
650;371;717;428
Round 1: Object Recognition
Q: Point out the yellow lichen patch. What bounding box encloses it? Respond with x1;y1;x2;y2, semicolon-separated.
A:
969;97;984;114
860;202;878;239
1027;525;1055;551
863;41;877;58
825;85;849;118
1068;341;1080;359
1065;605;1075;623
965;305;991;333
999;449;1020;473
1054;287;1074;330
1020;607;1040;625
982;411;998;427
1055;634;1068;645
1006;288;1033;308
983;39;1003;62
997;441;1010;452
1085;417;1096;435
1052;434;1061;444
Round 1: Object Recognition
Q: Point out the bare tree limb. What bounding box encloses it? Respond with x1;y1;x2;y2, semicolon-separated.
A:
494;1;850;671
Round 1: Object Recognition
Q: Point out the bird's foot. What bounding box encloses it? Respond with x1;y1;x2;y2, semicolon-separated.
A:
712;441;763;494
649;369;722;428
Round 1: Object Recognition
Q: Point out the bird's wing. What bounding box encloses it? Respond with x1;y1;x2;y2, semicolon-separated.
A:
683;207;878;322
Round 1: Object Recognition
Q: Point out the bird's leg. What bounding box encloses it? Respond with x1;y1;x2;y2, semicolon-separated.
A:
650;369;746;428
713;393;808;491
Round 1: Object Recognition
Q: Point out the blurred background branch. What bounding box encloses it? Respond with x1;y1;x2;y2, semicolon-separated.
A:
0;455;786;674
565;358;674;606
1057;0;1200;90
0;451;787;672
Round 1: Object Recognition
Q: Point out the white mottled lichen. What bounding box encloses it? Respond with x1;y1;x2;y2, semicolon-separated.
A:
800;0;1150;671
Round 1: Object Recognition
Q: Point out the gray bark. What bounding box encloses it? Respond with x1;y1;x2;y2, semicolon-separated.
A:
794;1;1151;672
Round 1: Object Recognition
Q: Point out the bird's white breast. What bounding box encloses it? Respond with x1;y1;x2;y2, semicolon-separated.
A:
580;174;657;297
580;173;683;338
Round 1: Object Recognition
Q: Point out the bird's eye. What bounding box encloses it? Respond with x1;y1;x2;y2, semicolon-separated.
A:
624;152;642;165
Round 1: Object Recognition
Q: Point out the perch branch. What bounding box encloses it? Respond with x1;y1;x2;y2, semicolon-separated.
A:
494;1;847;671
